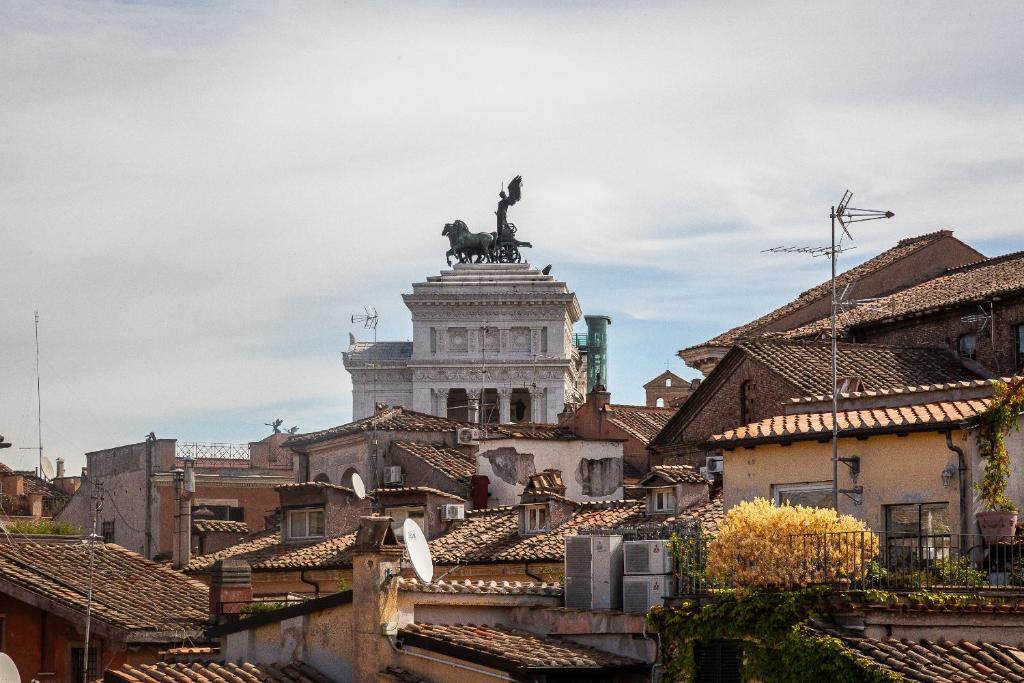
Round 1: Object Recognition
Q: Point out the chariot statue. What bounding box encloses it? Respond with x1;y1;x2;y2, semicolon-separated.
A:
441;175;533;265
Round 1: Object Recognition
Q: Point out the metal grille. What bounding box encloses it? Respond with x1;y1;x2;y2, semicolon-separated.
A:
175;442;250;460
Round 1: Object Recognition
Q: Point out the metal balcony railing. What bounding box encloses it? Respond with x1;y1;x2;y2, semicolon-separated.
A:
175;442;250;461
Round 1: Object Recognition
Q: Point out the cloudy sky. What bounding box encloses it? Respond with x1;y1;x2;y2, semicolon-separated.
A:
2;1;1023;471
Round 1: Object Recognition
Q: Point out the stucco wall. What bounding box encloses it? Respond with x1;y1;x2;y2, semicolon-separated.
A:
723;430;963;533
476;437;623;506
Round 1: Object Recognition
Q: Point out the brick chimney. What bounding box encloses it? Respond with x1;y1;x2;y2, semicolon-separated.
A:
209;559;252;621
351;516;403;682
27;492;43;519
56;457;65;479
172;458;195;570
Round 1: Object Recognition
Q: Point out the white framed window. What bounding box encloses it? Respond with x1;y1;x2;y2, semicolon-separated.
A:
772;483;833;509
287;508;325;539
386;506;425;541
525;505;547;534
648;487;676;514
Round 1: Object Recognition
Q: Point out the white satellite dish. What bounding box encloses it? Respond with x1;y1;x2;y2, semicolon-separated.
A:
350;472;366;500
40;455;55;480
403;518;434;584
0;653;20;683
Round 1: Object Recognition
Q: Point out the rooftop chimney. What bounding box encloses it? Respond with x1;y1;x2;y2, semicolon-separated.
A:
56;457;65;479
351;516;402;682
209;559;252;621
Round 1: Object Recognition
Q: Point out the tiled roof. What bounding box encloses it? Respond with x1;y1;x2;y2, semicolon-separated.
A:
484;423;577;440
784;249;1024;340
604;405;676;445
375;486;468;502
108;661;334;683
740;340;982;396
0;541;208;635
397;578;563;596
344;340;413;366
8;470;68;499
685;231;963;352
429;496;723;565
391;441;476;485
283;407;470;448
641;464;706;485
191;519;248;534
275;481;356;494
786;376;1008;404
187;530;358;572
709;398;991;447
399;623;645;672
814;626;1024;682
0;462;13;475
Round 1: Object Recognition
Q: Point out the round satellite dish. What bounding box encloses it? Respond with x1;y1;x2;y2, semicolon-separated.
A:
350;472;366;500
0;653;20;683
403;518;434;584
40;455;55;480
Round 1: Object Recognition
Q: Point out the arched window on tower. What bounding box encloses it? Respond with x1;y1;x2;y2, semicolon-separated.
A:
656;398;665;408
740;380;756;425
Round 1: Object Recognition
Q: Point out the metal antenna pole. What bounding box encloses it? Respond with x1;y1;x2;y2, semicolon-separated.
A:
34;311;42;477
831;207;840;511
82;480;102;683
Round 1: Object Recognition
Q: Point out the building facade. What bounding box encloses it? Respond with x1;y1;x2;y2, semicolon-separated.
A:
344;263;589;424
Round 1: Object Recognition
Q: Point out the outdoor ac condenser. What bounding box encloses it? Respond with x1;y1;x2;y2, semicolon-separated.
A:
564;535;623;610
623;574;672;614
623;539;673;575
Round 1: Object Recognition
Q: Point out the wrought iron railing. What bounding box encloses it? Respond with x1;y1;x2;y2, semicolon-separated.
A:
175;442;250;460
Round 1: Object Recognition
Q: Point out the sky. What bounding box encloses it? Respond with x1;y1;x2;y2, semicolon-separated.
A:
2;1;1023;472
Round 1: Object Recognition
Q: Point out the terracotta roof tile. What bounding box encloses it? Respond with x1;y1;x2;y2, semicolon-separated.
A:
685;231;960;352
710;398;991;446
108;661;334;683
640;464;706;485
813;626;1024;682
604;405;676;445
375;486;468;502
191;519;248;534
483;423;577;440
739;340;982;396
0;541;208;635
391;441;476;486
399;623;645;671
284;407;471;448
188;529;358;572
784;250;1024;340
397;578;563;596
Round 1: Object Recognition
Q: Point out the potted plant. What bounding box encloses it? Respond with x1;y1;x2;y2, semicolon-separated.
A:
975;380;1024;544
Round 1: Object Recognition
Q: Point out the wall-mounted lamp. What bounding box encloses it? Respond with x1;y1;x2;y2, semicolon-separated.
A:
941;463;957;488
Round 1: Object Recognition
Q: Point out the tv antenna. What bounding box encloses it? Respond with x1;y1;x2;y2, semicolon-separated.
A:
350;306;381;487
351;306;379;332
19;312;45;477
763;190;893;510
403;518;434;583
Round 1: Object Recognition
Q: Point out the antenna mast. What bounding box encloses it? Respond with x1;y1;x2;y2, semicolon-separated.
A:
351;306;380;485
25;312;44;477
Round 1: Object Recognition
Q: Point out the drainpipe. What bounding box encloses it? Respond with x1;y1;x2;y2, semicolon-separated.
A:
300;569;321;598
946;431;970;549
524;562;544;583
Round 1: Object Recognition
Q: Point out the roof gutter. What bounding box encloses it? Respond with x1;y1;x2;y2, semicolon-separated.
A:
705;420;970;451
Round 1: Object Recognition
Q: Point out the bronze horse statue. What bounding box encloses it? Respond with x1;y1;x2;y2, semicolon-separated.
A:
442;220;495;265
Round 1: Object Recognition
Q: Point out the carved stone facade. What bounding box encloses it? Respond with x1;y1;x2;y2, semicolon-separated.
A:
344;263;585;424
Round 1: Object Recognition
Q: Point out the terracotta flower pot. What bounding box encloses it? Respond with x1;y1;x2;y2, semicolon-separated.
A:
977;510;1019;544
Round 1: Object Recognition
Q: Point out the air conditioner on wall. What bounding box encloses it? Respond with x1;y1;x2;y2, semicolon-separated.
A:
623;540;673;575
706;456;724;474
457;428;477;445
623;574;672;614
564;535;623;610
440;504;465;520
383;466;404;485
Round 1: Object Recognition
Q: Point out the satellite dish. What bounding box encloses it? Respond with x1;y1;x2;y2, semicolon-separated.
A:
350;472;366;500
0;653;20;683
403;518;434;584
40;456;55;480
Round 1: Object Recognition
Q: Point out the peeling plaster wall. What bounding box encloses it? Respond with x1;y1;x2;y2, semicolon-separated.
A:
477;438;623;506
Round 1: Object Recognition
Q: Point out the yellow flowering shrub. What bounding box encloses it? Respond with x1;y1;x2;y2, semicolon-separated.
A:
706;498;878;588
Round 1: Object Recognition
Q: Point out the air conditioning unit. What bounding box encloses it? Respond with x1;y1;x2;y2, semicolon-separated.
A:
440;504;465;521
623;574;672;614
705;456;724;474
457;428;477;445
624;540;673;575
383;466;404;485
699;466;712;481
564;535;623;610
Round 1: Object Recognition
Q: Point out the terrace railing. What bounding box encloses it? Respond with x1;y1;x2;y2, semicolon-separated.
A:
175;442;251;461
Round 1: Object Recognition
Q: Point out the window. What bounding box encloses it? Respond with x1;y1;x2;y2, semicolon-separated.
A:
1016;324;1024;371
656;398;665;407
694;639;742;683
739;380;756;424
101;520;114;543
313;473;331;484
525;505;547;534
958;333;977;360
193;504;244;522
884;502;951;569
430;327;437;354
287;508;325;539
649;487;676;514
387;506;425;541
70;647;98;682
773;483;833;509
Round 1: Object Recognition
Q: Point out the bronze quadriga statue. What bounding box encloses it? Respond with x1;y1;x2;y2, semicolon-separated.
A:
441;175;532;265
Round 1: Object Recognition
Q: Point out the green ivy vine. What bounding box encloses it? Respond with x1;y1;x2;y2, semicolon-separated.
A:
647;588;901;682
976;378;1024;511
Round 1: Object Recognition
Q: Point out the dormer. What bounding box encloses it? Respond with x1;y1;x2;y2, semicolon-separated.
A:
638;465;709;517
518;469;575;536
275;482;371;543
373;486;469;541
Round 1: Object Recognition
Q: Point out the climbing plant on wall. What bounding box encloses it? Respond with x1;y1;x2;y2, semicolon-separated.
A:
976;378;1024;511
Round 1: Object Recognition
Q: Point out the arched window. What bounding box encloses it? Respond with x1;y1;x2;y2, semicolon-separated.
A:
739;380;756;424
313;472;331;484
666;378;672;387
656;398;665;407
340;468;358;488
958;333;977;360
